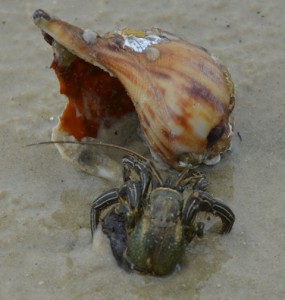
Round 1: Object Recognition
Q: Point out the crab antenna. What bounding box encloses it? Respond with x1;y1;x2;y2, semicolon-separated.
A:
26;140;148;162
147;160;163;185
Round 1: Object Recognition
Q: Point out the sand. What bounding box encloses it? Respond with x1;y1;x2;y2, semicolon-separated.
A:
1;0;284;299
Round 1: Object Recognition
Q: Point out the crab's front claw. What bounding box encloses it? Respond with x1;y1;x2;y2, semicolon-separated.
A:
101;208;130;270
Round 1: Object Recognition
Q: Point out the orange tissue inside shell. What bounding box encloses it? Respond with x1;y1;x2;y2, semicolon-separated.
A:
51;56;135;141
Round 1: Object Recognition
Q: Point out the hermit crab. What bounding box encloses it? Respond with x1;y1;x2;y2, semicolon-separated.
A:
33;9;235;175
91;154;235;276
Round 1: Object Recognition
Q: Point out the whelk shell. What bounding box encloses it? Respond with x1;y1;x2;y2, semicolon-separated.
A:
33;9;235;173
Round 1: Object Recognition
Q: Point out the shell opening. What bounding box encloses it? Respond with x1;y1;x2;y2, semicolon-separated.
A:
47;35;136;141
207;123;225;148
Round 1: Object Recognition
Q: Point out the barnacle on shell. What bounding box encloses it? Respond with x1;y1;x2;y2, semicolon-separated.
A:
33;9;235;172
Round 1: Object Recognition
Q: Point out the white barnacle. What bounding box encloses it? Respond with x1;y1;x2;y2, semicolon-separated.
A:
82;29;98;44
123;34;163;53
145;47;160;61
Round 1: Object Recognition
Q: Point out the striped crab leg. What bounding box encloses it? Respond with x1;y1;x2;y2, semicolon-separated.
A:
182;191;235;238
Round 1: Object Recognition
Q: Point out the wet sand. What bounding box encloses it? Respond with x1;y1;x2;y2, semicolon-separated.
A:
1;0;284;299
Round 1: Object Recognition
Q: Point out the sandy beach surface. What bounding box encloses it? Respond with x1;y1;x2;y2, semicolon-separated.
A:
1;0;284;299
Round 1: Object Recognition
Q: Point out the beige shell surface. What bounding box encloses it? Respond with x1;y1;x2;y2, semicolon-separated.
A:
33;9;235;171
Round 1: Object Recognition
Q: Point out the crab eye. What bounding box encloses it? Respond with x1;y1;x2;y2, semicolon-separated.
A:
207;124;225;147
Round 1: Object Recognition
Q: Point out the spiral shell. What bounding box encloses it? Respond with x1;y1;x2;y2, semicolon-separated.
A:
33;10;235;170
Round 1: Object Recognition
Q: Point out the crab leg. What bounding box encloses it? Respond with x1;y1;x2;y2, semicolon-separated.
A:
122;154;163;195
90;181;143;236
119;181;142;210
192;175;208;191
90;188;120;236
122;155;152;197
173;169;208;191
182;191;235;235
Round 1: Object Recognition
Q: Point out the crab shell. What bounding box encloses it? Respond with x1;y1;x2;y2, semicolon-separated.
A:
33;9;235;170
